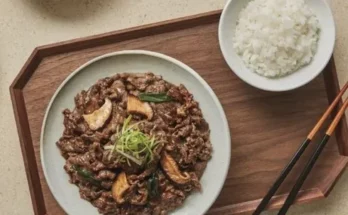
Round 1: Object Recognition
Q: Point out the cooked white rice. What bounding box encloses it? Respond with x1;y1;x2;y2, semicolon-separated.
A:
233;0;320;78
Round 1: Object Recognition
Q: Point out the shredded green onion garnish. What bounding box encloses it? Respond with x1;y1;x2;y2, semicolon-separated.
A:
105;115;159;166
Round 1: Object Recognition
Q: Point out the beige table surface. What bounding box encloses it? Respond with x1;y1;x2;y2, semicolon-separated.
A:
0;0;347;215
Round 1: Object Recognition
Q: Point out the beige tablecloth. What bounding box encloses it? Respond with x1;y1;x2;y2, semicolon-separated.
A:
0;0;347;214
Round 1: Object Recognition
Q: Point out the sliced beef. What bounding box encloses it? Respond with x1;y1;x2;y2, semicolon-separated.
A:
57;73;212;215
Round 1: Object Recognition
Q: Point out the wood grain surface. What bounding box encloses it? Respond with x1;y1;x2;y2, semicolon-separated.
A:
10;10;348;215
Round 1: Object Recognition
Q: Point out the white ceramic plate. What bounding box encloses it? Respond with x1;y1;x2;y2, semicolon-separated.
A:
40;50;231;215
219;0;335;92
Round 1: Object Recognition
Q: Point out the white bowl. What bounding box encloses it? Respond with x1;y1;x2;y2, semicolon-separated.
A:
40;50;231;215
219;0;335;92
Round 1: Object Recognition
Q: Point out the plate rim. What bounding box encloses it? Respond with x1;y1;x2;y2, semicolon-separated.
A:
40;50;231;215
218;0;336;92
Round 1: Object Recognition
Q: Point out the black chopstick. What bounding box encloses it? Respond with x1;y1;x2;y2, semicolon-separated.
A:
278;98;348;215
253;82;348;215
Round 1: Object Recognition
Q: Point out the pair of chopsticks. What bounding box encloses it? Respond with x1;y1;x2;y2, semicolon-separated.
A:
253;82;348;215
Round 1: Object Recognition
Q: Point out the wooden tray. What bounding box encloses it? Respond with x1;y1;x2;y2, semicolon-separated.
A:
10;10;348;215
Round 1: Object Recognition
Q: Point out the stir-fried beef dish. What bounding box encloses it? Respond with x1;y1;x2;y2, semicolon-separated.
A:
57;73;212;215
